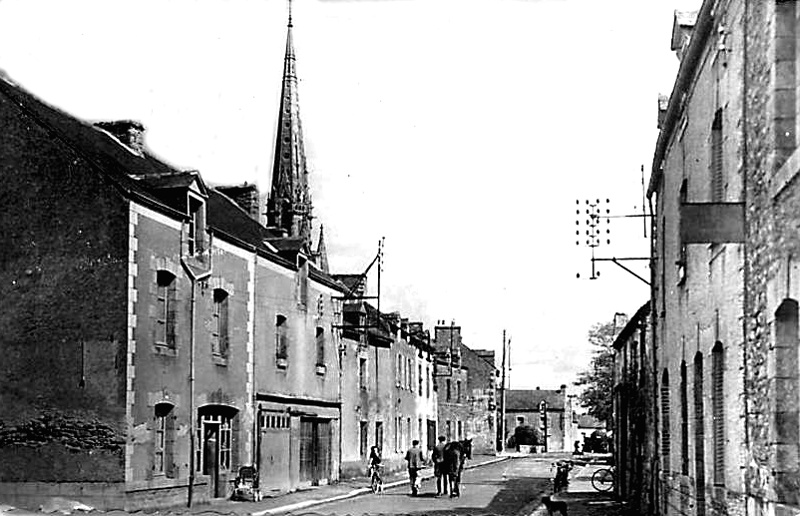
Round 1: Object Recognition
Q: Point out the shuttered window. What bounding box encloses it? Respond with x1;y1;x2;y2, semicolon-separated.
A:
680;361;689;475
156;271;177;348
710;110;724;202
694;353;707;515
661;370;671;471
316;327;325;367
712;343;725;485
212;289;229;358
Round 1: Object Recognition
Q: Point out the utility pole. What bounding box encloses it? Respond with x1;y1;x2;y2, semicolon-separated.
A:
500;330;506;453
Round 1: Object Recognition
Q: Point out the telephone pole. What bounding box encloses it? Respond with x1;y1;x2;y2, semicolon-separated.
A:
499;330;507;453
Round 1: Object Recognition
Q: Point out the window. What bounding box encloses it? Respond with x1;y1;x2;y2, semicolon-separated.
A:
457;420;463;440
710;109;724;202
276;315;288;366
677;180;688;285
418;418;423;444
694;353;706;515
456;380;461;402
396;355;402;387
188;197;205;255
154;403;174;476
680;361;689;475
359;358;367;390
316;327;325;367
360;421;368;458
418;365;423;395
407;358;412;390
156;271;177;348
661;369;671;471
517;416;525;426
426;367;430;398
211;289;229;358
446;420;452;440
446;379;452;402
196;413;233;473
711;343;725;485
375;421;383;450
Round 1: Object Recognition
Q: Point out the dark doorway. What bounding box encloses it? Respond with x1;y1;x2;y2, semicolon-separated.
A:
426;420;437;450
202;423;220;497
299;418;331;485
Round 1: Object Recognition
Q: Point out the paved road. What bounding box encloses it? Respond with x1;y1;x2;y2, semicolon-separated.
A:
299;457;553;516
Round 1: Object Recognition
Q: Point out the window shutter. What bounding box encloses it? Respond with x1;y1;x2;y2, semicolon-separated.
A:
711;110;724;202
231;414;240;470
166;280;177;348
712;345;725;485
165;414;176;478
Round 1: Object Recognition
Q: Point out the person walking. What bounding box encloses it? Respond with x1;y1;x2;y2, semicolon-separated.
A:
404;439;425;496
431;435;449;496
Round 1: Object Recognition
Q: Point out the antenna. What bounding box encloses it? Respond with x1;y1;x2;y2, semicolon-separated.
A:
574;167;652;285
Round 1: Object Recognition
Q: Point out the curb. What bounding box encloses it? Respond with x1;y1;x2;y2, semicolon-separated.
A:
250;456;511;516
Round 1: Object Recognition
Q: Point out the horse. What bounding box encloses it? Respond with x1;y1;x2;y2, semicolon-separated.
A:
442;438;472;497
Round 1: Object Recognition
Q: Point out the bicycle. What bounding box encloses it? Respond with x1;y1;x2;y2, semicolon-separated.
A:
591;466;615;492
369;464;384;494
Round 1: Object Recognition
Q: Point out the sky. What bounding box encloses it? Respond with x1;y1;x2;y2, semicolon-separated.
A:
0;0;700;393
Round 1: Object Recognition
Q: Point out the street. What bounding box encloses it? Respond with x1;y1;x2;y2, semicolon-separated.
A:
303;457;552;516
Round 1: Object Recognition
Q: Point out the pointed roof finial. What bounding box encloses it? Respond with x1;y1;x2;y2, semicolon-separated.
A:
288;0;293;27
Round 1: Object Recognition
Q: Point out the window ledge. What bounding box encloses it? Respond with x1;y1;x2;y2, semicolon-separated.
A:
153;344;178;357
316;364;327;376
212;355;228;367
276;357;288;369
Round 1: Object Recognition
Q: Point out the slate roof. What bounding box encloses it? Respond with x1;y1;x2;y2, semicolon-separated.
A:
505;389;566;411
0;73;346;293
0;74;182;216
612;301;650;350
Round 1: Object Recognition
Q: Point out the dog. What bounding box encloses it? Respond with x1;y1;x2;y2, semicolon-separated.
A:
541;495;568;516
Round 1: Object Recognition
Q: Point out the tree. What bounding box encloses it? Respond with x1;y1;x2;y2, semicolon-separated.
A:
574;318;623;424
507;425;541;448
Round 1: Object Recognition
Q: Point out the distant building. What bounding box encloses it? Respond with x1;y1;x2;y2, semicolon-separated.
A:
504;387;573;452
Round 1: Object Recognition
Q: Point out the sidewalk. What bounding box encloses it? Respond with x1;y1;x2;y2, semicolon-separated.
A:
193;454;509;516
528;462;631;516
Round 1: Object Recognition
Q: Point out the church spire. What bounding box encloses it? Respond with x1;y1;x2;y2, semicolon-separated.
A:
267;0;313;249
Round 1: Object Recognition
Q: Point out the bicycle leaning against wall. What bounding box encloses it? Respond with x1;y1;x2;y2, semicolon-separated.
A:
591;465;615;492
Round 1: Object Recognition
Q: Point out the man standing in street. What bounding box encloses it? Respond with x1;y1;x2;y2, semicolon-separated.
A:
431;435;449;496
405;439;425;496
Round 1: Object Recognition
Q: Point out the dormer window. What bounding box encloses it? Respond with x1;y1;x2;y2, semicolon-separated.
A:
187;196;205;255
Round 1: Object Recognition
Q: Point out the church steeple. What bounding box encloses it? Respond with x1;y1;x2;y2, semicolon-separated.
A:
267;0;313;249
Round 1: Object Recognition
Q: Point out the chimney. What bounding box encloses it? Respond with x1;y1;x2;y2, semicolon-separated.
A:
217;183;261;220
95;120;146;155
671;10;699;61
657;94;670;129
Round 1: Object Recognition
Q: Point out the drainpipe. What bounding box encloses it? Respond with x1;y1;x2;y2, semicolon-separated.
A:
183;248;212;508
188;277;197;508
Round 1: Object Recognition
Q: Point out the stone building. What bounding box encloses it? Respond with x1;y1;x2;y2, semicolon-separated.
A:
612;302;656;515
503;388;573;452
336;277;438;477
0;72;346;509
0;9;352;509
644;1;800;515
433;324;498;453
